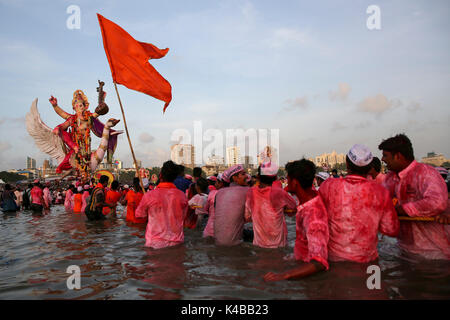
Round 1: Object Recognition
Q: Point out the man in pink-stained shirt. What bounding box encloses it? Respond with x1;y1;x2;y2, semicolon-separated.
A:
203;174;225;238
245;162;297;248
43;183;53;208
319;144;399;263
379;134;449;260
135;160;188;249
367;156;386;185
214;164;250;246
264;159;329;281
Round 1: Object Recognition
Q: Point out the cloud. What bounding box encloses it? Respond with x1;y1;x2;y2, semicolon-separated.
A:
329;83;351;101
269;27;310;48
284;96;308;110
331;122;347;131
241;1;258;22
407;101;421;113
357;94;401;115
139;133;155;144
354;121;372;129
0;141;11;152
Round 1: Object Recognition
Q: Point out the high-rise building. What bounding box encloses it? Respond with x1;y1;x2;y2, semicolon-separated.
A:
171;144;195;168
243;155;253;169
226;146;240;166
27;157;36;170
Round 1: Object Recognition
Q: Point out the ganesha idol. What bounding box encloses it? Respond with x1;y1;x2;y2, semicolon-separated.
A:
26;82;123;180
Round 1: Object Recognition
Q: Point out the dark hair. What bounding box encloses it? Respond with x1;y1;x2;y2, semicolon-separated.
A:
4;184;12;191
193;167;203;178
133;177;141;190
378;133;414;161
99;175;109;185
196;177;209;193
161;160;179;182
257;166;277;186
346;155;372;175
332;169;337;175
370;157;382;173
286;159;316;189
177;164;185;176
111;180;119;190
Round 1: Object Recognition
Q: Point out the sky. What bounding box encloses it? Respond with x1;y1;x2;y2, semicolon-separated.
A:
0;0;449;170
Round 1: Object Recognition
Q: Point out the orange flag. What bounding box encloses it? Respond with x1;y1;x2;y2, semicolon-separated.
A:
97;14;172;112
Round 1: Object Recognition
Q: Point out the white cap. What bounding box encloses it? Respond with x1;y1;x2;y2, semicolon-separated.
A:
316;172;330;181
347;144;373;167
124;185;129;189
260;161;279;176
142;178;149;188
77;186;83;192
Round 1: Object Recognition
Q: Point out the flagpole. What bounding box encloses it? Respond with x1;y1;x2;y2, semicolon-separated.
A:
113;81;146;193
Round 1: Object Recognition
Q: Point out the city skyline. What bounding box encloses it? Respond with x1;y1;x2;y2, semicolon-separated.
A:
1;1;449;170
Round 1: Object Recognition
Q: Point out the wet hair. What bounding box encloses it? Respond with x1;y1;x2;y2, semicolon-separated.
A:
99;175;109;185
286;159;316;189
196;177;209;194
161;160;179;182
346;155;372;175
257;166;277;186
193;167;203;178
378;133;414;161
370;157;382;173
111;180;119;190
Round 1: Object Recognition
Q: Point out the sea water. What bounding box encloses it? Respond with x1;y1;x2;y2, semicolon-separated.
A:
0;206;449;299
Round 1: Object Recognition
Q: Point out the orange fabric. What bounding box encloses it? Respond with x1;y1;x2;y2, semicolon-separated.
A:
125;190;146;223
103;190;122;215
73;194;83;213
97;14;172;112
157;182;177;189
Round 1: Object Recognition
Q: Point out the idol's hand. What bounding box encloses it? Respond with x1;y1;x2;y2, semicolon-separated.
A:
52;127;59;135
49;95;58;106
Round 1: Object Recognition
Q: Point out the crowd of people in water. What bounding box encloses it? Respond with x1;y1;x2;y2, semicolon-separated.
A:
1;133;449;281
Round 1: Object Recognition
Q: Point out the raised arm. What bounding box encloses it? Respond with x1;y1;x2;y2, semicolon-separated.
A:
49;96;71;120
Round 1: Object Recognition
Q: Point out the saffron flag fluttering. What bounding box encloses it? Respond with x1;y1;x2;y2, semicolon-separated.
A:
97;14;172;112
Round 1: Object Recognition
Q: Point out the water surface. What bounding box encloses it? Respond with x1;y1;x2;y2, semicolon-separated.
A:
1;206;449;299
